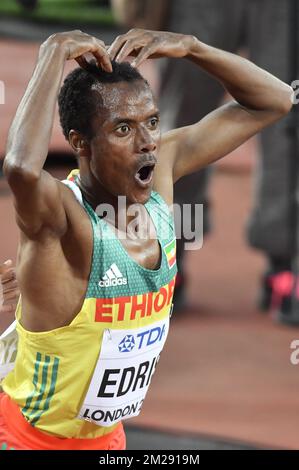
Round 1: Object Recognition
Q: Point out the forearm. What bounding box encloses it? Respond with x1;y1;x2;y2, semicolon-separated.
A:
109;28;292;115
4;43;66;178
186;37;293;114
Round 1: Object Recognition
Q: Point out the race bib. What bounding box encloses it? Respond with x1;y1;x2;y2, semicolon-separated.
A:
0;321;18;381
78;317;169;427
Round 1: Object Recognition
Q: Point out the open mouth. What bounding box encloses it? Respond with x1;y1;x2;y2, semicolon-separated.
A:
135;163;155;187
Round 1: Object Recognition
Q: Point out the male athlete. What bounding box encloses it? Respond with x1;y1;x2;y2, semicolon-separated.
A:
0;29;292;450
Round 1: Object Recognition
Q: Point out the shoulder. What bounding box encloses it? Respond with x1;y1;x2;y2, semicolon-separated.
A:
153;127;185;205
158;126;190;173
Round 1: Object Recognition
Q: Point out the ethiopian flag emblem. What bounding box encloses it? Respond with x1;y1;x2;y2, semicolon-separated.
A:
164;238;176;269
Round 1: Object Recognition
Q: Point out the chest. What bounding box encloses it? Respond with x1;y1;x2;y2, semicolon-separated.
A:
105;212;162;271
67;200;162;273
119;236;161;271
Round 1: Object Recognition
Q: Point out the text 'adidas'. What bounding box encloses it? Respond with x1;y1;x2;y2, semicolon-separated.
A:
99;263;127;288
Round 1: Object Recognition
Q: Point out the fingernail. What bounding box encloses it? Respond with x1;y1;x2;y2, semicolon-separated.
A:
4;260;12;266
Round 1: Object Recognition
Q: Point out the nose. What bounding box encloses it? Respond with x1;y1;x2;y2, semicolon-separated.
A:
136;127;157;154
140;139;157;153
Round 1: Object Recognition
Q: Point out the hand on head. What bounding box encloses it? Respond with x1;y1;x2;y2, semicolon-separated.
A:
45;29;187;74
108;29;189;68
42;30;113;72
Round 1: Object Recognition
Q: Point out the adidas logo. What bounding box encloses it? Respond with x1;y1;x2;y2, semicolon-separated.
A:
99;263;127;288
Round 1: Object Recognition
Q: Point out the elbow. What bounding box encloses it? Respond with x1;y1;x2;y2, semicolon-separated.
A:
3;157;40;185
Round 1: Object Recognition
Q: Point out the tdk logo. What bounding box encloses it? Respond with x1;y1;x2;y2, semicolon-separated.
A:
119;335;135;352
118;324;166;353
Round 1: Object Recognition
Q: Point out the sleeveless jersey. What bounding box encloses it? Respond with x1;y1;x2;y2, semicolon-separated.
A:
2;171;177;439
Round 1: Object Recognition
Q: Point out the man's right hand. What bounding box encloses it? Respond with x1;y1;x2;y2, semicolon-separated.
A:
41;30;113;72
0;260;19;314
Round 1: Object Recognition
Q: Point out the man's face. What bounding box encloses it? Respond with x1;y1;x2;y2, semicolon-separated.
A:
89;79;160;205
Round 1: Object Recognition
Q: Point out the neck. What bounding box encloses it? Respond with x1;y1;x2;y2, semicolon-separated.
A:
77;172;142;231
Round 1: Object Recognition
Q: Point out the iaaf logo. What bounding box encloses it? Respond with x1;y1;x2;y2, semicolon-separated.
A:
119;334;135;352
118;324;166;353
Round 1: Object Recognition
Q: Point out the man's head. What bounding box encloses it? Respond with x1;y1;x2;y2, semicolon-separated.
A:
58;60;160;204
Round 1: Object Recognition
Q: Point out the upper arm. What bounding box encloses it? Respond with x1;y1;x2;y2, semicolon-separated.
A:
160;101;286;183
5;167;67;238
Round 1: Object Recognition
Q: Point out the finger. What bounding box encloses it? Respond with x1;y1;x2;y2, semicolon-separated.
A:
69;37;111;72
115;39;140;63
3;290;19;301
94;53;113;73
131;45;153;68
0;259;12;276
1;269;16;284
92;42;113;72
2;280;18;293
108;35;128;60
0;304;16;314
3;295;19;306
75;55;90;70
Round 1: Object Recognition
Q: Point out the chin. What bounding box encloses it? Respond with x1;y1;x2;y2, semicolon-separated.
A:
128;188;152;205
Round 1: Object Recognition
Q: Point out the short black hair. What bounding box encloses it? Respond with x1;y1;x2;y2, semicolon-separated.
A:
58;60;148;140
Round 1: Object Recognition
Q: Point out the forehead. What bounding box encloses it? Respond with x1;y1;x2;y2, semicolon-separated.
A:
92;80;158;122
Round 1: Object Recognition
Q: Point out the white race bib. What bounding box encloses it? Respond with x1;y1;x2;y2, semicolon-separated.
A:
78;317;169;427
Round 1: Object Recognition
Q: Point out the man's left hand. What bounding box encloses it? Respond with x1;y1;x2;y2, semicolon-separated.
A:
0;260;19;314
108;29;193;67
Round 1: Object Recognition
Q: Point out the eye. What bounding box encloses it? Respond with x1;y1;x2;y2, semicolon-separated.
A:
148;117;159;129
116;124;130;135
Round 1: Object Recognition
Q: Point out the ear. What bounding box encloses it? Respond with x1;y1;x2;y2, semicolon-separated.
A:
69;130;91;158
